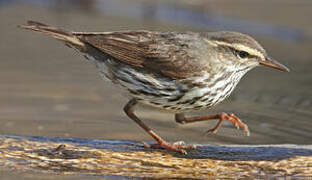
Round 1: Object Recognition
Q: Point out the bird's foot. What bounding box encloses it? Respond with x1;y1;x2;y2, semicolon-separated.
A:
206;113;250;136
142;140;196;154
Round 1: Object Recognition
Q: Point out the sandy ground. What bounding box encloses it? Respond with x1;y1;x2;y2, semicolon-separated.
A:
0;0;311;179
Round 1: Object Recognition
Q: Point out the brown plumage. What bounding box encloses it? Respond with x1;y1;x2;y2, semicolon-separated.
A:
76;31;202;78
19;21;289;154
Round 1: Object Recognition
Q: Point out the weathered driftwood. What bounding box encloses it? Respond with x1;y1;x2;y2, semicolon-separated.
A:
0;135;311;179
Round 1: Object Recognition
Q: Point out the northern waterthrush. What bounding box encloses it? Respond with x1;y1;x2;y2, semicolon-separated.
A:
19;21;289;154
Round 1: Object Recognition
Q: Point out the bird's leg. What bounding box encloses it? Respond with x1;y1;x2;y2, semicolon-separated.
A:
124;99;195;154
175;112;250;136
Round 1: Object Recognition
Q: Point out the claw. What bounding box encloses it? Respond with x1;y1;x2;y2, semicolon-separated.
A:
205;129;217;134
206;113;250;136
173;141;185;146
142;140;196;154
205;125;221;134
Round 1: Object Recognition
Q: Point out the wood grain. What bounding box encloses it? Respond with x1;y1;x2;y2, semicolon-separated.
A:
0;135;311;179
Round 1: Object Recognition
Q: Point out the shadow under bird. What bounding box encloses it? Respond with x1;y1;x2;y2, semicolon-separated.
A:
19;21;289;154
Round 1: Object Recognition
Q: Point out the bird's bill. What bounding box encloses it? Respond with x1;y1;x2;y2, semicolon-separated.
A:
259;57;289;72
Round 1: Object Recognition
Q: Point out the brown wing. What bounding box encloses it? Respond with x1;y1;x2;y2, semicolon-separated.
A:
74;31;202;79
19;20;205;79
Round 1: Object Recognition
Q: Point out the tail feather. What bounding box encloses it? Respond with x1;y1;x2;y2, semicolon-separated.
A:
26;20;49;27
18;20;84;47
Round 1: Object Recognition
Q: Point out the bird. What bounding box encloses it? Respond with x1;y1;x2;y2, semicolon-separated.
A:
19;21;289;154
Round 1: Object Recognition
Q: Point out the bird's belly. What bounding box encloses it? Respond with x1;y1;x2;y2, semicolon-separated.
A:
137;77;238;113
126;79;237;113
90;59;238;113
136;85;232;113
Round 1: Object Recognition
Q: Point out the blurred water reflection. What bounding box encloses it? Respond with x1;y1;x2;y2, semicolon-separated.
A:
0;0;305;41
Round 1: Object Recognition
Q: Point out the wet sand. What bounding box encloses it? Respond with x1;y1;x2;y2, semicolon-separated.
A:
0;1;311;179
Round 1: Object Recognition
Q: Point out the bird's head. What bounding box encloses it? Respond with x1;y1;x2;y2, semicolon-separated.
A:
203;31;289;72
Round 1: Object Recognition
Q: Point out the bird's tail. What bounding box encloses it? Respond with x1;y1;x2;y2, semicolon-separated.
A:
18;20;84;48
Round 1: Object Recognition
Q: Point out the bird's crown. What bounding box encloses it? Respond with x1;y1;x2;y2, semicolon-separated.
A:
201;31;289;72
203;31;268;62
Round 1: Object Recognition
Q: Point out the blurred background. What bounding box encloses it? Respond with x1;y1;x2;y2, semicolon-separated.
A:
0;0;311;148
1;1;312;178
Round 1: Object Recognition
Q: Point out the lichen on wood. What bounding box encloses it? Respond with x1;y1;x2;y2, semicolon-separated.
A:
0;135;311;179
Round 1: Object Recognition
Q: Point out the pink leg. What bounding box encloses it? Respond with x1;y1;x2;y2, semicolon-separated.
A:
175;112;250;136
124;99;195;154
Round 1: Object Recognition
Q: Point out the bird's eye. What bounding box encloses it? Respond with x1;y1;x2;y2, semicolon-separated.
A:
238;51;250;58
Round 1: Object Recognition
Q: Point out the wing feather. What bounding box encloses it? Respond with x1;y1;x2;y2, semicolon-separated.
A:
74;31;201;78
20;21;206;79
